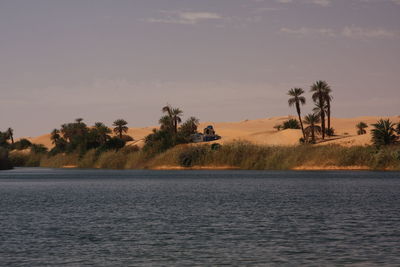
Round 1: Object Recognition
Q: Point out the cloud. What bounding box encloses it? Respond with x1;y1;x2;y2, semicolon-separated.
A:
280;27;336;37
342;26;399;39
281;26;399;39
276;0;331;6
145;11;223;25
309;0;331;6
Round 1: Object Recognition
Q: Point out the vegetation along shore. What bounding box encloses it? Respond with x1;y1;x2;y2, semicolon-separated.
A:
2;81;400;171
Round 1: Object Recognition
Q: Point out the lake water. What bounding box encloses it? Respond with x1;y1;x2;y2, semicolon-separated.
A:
0;168;399;266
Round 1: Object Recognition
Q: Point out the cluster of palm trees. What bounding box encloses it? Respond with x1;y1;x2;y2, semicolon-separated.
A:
288;80;333;143
50;118;132;154
144;105;200;154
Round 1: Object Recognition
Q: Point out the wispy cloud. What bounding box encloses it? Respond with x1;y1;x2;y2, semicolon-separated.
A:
145;11;223;25
308;0;331;6
342;26;399;39
275;0;331;6
281;26;400;39
280;27;336;37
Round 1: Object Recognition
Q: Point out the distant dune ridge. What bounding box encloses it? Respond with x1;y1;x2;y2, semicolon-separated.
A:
25;116;400;149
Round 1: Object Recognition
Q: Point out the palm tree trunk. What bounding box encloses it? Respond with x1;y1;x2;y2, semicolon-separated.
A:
296;103;305;140
319;96;325;140
311;125;315;143
119;128;123;139
327;100;331;135
321;112;325;140
174;118;178;134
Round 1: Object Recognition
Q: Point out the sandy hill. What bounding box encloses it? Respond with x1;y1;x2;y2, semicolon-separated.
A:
25;116;400;149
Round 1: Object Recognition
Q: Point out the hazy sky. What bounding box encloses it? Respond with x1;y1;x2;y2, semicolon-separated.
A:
1;0;399;137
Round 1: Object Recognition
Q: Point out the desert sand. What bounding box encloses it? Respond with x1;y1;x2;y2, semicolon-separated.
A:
26;115;400;149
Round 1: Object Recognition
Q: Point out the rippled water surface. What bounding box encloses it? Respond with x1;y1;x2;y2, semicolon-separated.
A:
0;168;400;266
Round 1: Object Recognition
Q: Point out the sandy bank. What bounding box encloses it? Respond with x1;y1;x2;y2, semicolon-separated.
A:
25;115;400;149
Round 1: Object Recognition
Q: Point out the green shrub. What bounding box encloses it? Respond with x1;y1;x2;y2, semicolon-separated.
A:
178;146;208;167
282;119;300;130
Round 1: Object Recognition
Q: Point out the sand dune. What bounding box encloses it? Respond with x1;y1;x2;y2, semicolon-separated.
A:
26;115;399;149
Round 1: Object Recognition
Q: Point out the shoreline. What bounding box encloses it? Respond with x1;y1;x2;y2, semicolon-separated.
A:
55;165;391;171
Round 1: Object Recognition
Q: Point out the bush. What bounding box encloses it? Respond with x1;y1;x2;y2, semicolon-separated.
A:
0;148;13;170
31;144;48;154
325;128;335;136
100;137;126;151
282;119;300;130
178;146;208;167
12;138;32;150
211;143;221;151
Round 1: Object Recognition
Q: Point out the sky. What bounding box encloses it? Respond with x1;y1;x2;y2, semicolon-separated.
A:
0;0;399;137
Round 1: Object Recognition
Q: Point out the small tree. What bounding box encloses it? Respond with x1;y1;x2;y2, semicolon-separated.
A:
356;122;368;135
304;113;321;143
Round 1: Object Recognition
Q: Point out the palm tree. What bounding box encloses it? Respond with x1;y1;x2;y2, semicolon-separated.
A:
94;122;111;144
113;119;128;139
356;122;368;135
371;119;398;147
6;128;14;144
288;88;306;139
304;113;321;143
159;115;173;131
323;86;333;135
179;116;200;136
50;129;61;145
310;81;330;139
171;108;183;133
162;105;183;133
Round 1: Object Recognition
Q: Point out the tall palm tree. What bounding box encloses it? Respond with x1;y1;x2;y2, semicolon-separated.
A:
171;108;183;133
288;88;306;139
113;119;128;139
304;113;321;143
6;128;14;144
310;80;330;140
50;129;61;145
323;87;333;135
371;119;398;147
356;122;368;135
162;105;183;133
